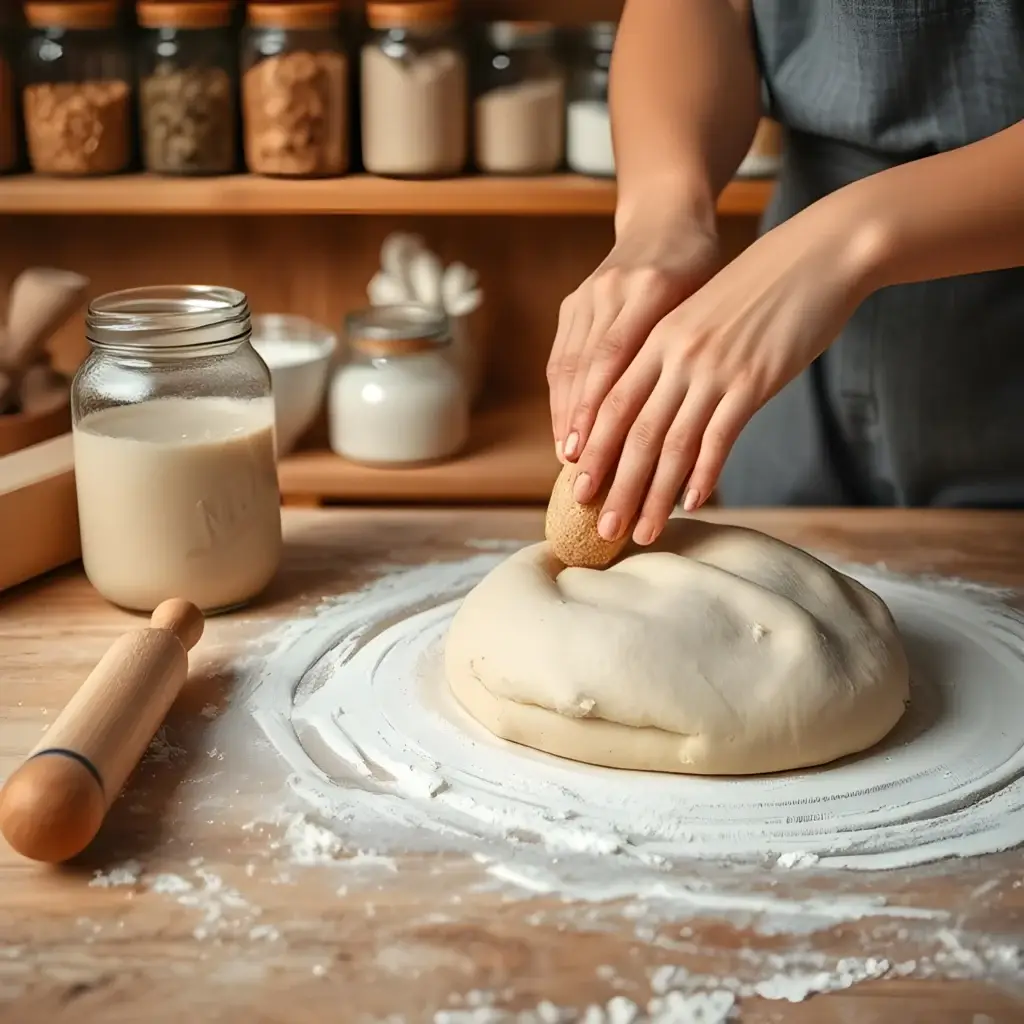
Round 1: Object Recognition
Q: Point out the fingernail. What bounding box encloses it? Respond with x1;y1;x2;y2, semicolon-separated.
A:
573;472;593;503
563;431;579;459
683;488;700;512
633;519;654;545
598;511;621;541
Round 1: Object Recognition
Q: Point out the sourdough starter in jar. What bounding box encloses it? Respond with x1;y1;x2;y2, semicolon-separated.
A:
361;0;467;177
74;398;281;612
329;305;469;465
72;286;282;613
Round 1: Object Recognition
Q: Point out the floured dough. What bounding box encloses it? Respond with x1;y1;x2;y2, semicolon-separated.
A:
445;519;909;775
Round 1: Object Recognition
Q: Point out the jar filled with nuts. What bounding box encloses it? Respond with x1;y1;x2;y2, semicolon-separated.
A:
137;1;238;176
0;5;18;173
362;0;468;177
21;1;133;176
241;1;349;178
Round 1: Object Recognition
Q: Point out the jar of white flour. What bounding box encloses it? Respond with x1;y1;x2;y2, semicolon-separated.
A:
72;285;282;614
566;22;616;178
361;0;468;177
474;21;565;175
329;304;469;466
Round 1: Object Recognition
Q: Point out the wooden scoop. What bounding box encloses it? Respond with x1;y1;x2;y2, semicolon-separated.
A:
0;599;204;863
0;268;88;414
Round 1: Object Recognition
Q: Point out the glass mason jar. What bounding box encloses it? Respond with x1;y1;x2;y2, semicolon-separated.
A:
137;0;239;175
565;21;615;178
21;1;133;175
474;21;565;175
72;286;283;614
0;6;18;173
361;0;467;177
241;0;349;177
329;304;469;466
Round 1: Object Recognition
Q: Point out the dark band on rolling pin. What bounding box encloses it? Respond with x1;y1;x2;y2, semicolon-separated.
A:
28;749;105;793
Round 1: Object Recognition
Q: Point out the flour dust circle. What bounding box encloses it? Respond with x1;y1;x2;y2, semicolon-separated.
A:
251;551;1024;874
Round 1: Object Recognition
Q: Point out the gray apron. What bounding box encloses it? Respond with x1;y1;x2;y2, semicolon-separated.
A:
717;0;1024;507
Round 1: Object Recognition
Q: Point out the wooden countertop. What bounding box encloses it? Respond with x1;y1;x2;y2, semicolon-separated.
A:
1;508;1022;1023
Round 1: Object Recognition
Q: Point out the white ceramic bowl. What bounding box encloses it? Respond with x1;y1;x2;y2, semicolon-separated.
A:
251;314;337;456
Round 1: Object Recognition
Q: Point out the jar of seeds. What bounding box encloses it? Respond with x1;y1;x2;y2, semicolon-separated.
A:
241;0;349;178
137;1;238;175
21;1;132;176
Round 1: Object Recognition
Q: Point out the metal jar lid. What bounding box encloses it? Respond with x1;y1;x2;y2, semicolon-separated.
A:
346;304;450;358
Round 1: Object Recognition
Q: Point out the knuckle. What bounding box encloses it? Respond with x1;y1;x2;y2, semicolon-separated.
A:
661;428;698;461
627;419;659;451
602;386;631;421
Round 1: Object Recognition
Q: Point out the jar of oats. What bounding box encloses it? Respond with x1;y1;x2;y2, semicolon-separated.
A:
137;0;238;176
241;0;349;178
361;0;468;178
0;6;18;173
21;1;133;176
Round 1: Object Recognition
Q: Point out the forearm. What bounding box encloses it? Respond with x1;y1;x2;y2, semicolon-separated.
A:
839;119;1024;292
609;0;762;236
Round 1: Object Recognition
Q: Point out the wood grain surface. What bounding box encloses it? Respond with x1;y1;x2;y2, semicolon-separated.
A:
1;508;1022;1024
0;176;773;218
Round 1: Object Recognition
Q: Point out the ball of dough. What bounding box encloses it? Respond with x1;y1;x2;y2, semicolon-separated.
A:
545;463;630;569
445;518;909;775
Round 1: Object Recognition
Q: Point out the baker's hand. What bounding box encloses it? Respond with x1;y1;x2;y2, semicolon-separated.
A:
547;207;720;462
570;195;881;544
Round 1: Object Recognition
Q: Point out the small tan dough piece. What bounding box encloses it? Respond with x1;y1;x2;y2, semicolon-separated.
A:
545;462;631;569
445;518;910;775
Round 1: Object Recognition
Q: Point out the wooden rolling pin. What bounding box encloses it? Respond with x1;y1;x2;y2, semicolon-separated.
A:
0;599;204;863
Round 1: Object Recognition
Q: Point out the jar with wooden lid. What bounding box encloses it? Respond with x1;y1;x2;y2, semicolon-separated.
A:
72;285;282;614
329;304;470;466
241;0;349;177
21;1;133;176
566;22;616;178
361;0;467;177
474;22;565;175
137;1;238;175
0;6;18;173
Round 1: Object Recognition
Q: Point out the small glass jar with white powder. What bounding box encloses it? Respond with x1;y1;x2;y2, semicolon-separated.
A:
329;304;469;466
566;22;616;178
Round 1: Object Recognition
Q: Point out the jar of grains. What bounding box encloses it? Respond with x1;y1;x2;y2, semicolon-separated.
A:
241;0;349;177
565;21;616;178
21;1;133;176
361;0;467;177
474;22;565;175
72;286;282;614
329;305;470;466
137;1;238;175
0;7;18;173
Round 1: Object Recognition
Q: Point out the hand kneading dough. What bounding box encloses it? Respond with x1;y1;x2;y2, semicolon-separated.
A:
445;519;909;775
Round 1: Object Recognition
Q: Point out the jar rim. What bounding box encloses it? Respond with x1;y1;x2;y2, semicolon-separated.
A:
25;1;119;30
86;285;252;350
248;1;341;30
346;304;450;356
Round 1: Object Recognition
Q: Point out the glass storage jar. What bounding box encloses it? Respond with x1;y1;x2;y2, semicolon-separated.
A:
21;1;133;176
0;6;18;173
241;0;349;177
566;21;615;178
329;304;469;466
474;21;564;175
72;286;282;614
137;1;238;175
361;0;467;177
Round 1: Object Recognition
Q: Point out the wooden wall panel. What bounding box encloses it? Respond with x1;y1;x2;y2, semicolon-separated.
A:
0;213;759;401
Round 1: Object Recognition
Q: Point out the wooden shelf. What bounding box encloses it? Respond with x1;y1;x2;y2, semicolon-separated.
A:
278;397;560;504
0;173;773;217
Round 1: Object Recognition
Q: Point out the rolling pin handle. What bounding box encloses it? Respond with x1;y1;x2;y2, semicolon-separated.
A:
150;598;204;651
